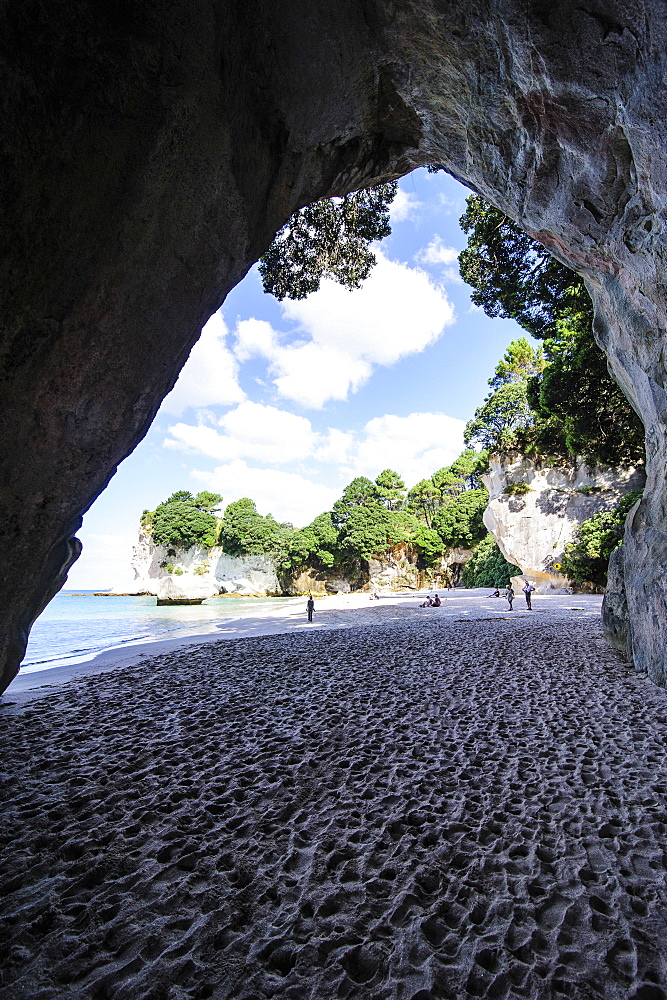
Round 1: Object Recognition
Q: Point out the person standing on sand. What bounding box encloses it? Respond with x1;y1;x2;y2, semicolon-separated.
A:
306;595;315;622
506;585;515;611
522;580;535;609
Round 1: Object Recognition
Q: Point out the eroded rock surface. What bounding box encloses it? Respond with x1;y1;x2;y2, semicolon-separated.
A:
2;1;667;688
483;453;645;593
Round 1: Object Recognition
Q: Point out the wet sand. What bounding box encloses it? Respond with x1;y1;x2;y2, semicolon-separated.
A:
2;610;667;999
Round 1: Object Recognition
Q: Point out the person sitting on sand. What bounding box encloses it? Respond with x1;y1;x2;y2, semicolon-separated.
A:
486;587;501;598
432;594;441;607
420;596;433;607
506;585;515;611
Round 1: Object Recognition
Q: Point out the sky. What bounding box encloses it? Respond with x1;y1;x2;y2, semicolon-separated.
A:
67;169;522;589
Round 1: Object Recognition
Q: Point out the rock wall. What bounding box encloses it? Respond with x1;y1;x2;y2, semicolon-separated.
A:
116;534;472;601
3;2;667;688
483;454;645;593
117;531;280;599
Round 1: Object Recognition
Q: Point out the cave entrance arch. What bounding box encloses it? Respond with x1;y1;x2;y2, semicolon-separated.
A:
1;0;664;693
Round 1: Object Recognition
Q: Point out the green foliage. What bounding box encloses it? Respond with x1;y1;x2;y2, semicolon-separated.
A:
219;498;291;557
432;489;490;548
459;195;644;467
461;534;520;588
375;469;406;510
503;482;532;496
560;491;642;588
465;378;535;452
259;183;397;301
282;513;339;571
140;509;154;529
489;337;546;389
149;491;223;550
406;478;439;527
448;449;489;489
459;196;582;339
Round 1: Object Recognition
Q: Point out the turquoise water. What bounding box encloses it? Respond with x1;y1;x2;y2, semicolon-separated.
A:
22;591;294;674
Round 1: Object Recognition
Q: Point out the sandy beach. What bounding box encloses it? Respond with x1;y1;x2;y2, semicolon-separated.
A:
2;598;667;999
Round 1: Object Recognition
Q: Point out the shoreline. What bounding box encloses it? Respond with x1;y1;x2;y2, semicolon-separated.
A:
3;589;604;705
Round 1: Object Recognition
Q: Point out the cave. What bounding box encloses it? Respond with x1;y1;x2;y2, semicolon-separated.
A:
1;0;666;694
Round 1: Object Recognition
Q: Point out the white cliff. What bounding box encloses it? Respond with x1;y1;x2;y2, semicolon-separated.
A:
113;532;472;601
112;530;280;601
482;454;645;593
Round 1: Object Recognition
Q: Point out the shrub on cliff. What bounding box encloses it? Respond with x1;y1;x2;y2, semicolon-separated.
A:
461;535;519;588
149;491;222;550
559;491;643;588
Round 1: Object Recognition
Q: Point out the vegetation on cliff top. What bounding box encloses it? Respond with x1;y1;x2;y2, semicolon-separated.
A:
140;453;510;584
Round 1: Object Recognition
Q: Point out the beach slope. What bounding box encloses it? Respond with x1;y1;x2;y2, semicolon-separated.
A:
2;614;667;999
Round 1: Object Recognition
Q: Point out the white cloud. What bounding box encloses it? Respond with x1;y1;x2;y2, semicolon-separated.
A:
192;461;340;527
66;532;136;590
234;252;455;408
234;317;278;364
417;236;459;266
351;412;466;484
160;312;245;416
164;401;317;464
314;428;354;465
390;187;422;223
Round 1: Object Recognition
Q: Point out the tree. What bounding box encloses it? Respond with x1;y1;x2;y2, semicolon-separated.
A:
559;491;642;588
448;449;489;489
192;491;224;513
459;195;579;338
406;479;439;527
461;534;520;588
431;467;465;502
149;491;222;550
432;489;489;548
332;477;384;528
489;337;545;389
464;379;534;452
375;469;406;511
458;194;644;467
282;512;339;571
219;498;289;557
259;182;397;301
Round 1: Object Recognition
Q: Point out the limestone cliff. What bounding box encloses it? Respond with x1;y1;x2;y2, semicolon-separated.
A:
117;531;280;600
117;533;470;601
483;454;645;593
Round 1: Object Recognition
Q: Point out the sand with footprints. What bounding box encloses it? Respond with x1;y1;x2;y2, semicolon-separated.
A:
2;606;667;999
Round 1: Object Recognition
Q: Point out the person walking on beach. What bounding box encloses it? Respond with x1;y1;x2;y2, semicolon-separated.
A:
306;594;315;622
522;580;535;610
506;584;515;611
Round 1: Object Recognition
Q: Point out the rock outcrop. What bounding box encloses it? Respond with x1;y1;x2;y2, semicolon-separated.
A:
120;531;281;599
3;2;667;688
483;454;645;593
118;533;468;601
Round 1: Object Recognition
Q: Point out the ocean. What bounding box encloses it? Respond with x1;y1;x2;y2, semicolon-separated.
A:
22;591;295;674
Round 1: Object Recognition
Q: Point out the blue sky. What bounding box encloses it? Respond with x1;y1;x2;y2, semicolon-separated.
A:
67;170;522;589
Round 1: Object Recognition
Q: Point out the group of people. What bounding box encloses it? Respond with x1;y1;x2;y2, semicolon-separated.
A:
419;593;442;608
487;580;535;610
